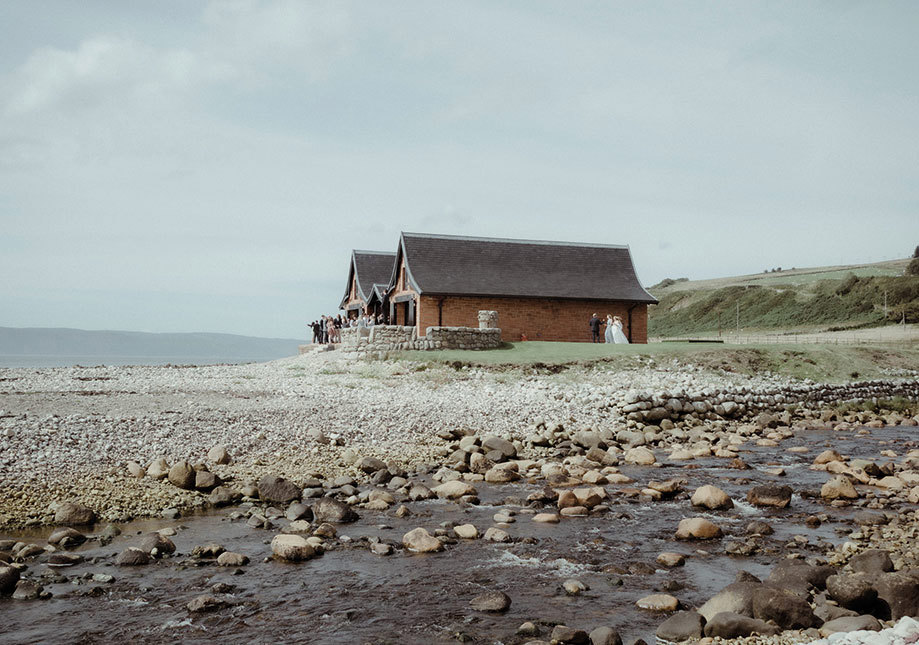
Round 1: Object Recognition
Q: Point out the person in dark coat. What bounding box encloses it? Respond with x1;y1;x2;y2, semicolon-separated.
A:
310;321;320;344
589;313;603;343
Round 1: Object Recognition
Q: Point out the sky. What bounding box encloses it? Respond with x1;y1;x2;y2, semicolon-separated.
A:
1;1;917;339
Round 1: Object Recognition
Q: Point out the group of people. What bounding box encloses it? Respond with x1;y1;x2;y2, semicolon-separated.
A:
588;313;630;344
309;313;386;344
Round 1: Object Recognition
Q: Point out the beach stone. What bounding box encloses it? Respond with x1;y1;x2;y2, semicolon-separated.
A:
271;534;316;561
752;586;818;629
470;590;511;612
285;502;313;522
698;581;760;621
625;447;656;465
402;528;443;553
126;461;145;478
0;565;20;594
533;513;560;523
517;621;540;636
257;475;300;504
191;543;225;558
53;502;96;526
433;480;477;499
195;470;219;491
12;580;42;600
703;612;780;638
826;574;878;612
146;458;169;479
563;579;588;595
47;528;86;547
139;532;176;556
853;510;889;526
657;552;686;567
746;484;792;508
485;466;519;483
484;527;510;543
745;520;774;536
873;571;919;620
767;560;834;593
814;449;844;464
217;552;249;567
656;611;705;641
116;547;151;566
588;626;622;645
357;457;387;473
819;615;881;636
207;445;232;465
312;498;358;523
549;625;588;643
454;524;479;539
849;549;894;574
691;485;733;510
822;475;858;500
482;436;516;459
676;517;722;540
208;486;241;507
408;483;435;501
167;461;196;490
370;543;393;556
187;594;228;613
48;553;83;566
636;593;679;612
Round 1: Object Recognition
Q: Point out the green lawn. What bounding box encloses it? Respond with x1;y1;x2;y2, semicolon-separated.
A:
396;341;919;383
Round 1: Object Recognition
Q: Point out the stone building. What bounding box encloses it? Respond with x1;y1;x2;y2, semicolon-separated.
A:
344;232;657;343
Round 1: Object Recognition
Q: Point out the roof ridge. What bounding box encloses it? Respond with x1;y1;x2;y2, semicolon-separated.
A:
353;249;397;256
401;231;628;250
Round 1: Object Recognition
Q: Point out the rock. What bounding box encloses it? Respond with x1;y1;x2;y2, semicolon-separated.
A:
116;547;152;566
47;528;86;547
853;510;889;526
745;520;774;536
484;466;519;483
549;625;589;644
167;461;196;490
454;524;479;539
698;581;760;621
207;445;232;465
563;579;588;595
484;527;510;543
849;549;894;574
691;485;733;510
767;560;834;593
588;626;622;645
370;543;393;556
873;571;919;620
12;580;42;600
703;612;780;638
208;486;241;507
746;484;792;508
656;611;705;641
126;461;146;478
53;502;96;526
285;502;313;522
625;447;656;465
657;552;686;567
470;591;511;612
814;449;844;465
402;528;443;553
826;574;878;612
194;470;218;491
187;594;228;612
433;480;477;499
139;532;176;556
47;553;82;566
675;518;722;540
819;615;881;636
146;458;169;479
636;593;679;612
257;475;301;504
533;513;560;523
822;475;859;500
517;621;540;636
312;498;358;523
191;543;225;558
752;586;818;629
0;565;21;594
271;534;316;561
357;456;387;473
217;552;249;567
482;436;516;459
408;483;435;501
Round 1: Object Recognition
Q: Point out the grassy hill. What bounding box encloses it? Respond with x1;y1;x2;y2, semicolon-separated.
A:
648;258;919;338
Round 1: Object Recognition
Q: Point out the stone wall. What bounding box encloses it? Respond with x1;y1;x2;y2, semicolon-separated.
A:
339;324;502;356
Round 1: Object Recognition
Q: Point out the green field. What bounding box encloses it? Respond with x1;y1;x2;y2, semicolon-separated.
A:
397;340;919;383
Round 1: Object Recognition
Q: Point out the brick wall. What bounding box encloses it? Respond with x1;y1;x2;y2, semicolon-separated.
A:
417;295;649;343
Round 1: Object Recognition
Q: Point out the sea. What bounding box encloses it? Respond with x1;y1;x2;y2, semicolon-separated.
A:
0;355;278;368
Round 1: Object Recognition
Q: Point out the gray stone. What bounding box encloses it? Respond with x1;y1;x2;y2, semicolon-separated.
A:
703;612;780;638
285;502;313;522
312;497;358;523
850;549;894;574
208;486;241;506
167;461;196;490
187;594;228;613
819;615;881;636
746;484;792;508
116;547;151;566
357;457;387;473
751;586;818;629
53;502;96;526
207;445;232;465
47;528;86;547
139;532;176;556
194;470;219;491
12;580;42;600
271;534;316;561
0;565;20;594
470;591;511;612
549;625;589;644
588;626;622;645
698;581;761;621
656;611;705;641
481;436;516;459
216;551;249;567
257;475;301;504
826;574;878;612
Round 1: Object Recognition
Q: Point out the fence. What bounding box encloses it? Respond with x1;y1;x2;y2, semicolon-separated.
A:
651;325;919;346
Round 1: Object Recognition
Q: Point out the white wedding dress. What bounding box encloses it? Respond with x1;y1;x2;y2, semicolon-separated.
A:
604;318;614;343
611;320;629;344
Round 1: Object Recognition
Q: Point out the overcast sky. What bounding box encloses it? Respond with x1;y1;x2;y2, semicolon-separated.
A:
1;1;917;339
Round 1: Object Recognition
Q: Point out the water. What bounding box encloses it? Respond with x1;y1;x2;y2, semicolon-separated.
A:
0;356;274;368
1;426;917;644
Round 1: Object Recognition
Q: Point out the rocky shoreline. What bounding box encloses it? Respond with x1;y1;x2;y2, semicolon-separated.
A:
1;352;919;642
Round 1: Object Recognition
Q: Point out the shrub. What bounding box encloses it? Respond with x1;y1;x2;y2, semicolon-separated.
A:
907;257;919;276
835;273;859;296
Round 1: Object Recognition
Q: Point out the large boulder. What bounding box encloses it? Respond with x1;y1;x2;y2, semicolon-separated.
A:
53;502;96;526
167;461;196;490
703;612;780;638
698;582;761;621
588;626;622;645
208;486;241;507
47;528;86;547
826;574;878;613
207;445;232;465
0;565;20;594
821;475;859;500
481;436;516;459
873;571;919;620
746;484;792;508
767;560;835;594
624;447;656;466
402;528;443;553
116;547;152;566
656;611;705;641
271;534;316;561
257;475;301;504
312;498;358;523
819;615;881;636
691;485;733;510
849;549;894;574
356;457;387;473
432;480;477;500
139;532;176;556
636;594;679;612
676;517;722;540
752;586;819;629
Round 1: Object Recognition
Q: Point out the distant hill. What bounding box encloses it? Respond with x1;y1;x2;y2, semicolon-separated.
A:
0;327;305;364
648;258;919;338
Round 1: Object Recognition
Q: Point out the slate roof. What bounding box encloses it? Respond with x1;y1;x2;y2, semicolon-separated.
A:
340;250;397;308
396;232;657;303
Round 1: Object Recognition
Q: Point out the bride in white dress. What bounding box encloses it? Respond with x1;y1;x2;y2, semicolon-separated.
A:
604;315;614;343
611;316;629;344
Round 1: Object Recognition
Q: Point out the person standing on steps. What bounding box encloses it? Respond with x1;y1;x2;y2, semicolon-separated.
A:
589;313;603;343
